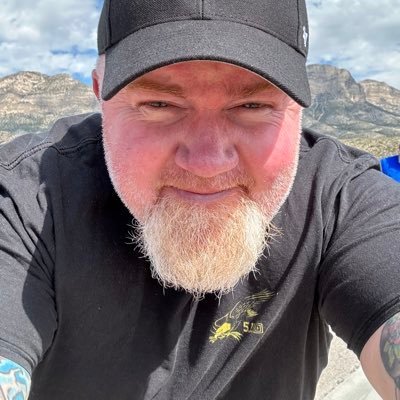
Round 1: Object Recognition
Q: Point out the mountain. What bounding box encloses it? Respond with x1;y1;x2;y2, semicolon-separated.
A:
1;66;400;142
0;71;99;142
304;64;400;138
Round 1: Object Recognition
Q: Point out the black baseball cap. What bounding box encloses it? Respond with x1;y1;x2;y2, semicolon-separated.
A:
98;0;311;107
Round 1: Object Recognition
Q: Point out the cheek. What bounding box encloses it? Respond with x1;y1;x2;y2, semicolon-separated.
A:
243;111;301;189
102;107;175;209
269;114;300;168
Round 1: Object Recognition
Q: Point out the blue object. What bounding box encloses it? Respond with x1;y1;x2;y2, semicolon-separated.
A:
381;155;400;183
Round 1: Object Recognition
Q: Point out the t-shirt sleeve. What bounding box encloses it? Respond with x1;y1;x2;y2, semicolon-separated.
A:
0;167;57;375
318;166;400;357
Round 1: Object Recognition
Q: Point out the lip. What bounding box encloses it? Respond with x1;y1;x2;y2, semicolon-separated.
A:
165;187;241;203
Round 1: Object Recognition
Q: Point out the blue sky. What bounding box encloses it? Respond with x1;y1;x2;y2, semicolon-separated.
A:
1;0;400;89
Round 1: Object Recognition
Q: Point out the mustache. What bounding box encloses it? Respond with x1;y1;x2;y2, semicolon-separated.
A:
156;168;256;193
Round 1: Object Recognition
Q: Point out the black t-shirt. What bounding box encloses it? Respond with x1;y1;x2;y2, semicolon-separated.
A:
0;113;400;400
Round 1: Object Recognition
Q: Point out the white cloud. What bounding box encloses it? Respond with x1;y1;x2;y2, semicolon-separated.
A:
0;0;100;79
0;0;399;89
307;0;400;88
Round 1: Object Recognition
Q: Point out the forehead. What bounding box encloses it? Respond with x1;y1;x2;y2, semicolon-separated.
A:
125;60;284;98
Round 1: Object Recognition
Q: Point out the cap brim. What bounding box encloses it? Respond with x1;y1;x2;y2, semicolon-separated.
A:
102;20;311;107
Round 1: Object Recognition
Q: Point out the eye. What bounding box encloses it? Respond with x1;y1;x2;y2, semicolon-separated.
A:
146;101;169;108
241;103;268;109
136;100;186;124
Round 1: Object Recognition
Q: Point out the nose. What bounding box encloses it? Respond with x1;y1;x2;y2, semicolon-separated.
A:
174;118;239;178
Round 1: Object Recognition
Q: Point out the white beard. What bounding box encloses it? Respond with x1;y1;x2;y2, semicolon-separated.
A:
132;193;271;299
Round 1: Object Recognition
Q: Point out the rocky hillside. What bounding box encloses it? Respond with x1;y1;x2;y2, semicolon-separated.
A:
0;71;99;141
304;64;400;138
1;65;400;143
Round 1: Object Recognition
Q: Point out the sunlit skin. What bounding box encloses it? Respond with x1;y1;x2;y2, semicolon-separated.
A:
93;61;303;222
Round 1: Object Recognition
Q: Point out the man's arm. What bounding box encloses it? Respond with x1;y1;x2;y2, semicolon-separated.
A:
361;312;400;399
0;357;31;400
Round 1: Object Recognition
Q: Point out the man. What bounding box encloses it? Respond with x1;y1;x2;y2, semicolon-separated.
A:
0;0;399;399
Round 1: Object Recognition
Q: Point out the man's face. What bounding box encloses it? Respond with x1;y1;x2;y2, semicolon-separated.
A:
98;60;302;297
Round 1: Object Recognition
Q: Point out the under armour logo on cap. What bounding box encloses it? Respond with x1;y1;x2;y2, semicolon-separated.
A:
303;26;309;48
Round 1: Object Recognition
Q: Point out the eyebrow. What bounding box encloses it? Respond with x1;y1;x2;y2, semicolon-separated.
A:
126;79;186;97
226;81;275;98
126;78;275;99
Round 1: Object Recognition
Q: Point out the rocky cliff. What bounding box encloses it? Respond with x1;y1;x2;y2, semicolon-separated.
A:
304;64;400;138
0;71;99;141
1;66;400;142
360;79;400;115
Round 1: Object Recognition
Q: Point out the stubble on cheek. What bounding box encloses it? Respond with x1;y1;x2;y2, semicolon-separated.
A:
101;111;158;220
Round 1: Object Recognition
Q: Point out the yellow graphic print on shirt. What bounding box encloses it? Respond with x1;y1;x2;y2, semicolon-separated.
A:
209;289;273;343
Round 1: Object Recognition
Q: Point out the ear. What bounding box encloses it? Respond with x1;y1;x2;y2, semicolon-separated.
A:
92;69;101;100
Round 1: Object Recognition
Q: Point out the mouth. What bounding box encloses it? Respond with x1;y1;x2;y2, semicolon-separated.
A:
163;186;244;204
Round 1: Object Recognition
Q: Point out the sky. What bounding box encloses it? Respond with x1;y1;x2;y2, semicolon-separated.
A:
0;0;399;89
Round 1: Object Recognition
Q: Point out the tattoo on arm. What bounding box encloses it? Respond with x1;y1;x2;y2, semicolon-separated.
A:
0;357;31;400
381;313;400;400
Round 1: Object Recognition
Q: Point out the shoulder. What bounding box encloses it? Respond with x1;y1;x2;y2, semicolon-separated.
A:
285;129;400;253
299;128;380;177
0;113;103;174
0;113;107;220
296;128;392;203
